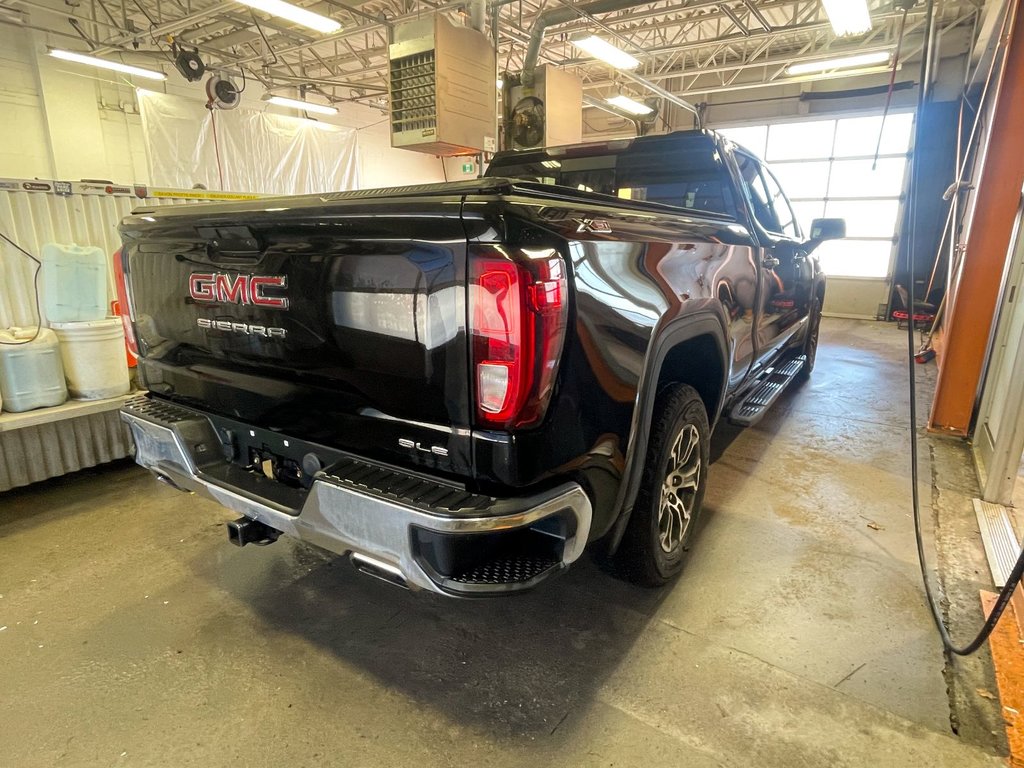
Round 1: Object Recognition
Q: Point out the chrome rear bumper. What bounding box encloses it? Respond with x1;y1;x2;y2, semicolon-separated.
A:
120;396;592;596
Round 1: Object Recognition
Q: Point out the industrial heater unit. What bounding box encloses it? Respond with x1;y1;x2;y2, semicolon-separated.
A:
388;15;497;156
504;65;583;151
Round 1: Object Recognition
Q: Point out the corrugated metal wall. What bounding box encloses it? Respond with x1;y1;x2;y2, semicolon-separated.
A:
0;410;133;491
0;181;261;490
0;184;195;328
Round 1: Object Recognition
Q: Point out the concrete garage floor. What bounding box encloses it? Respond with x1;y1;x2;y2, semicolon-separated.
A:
0;319;1007;767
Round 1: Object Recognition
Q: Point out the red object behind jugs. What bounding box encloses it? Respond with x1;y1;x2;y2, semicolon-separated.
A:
110;300;137;369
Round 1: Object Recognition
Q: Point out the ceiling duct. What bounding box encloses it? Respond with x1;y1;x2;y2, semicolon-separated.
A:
522;0;647;87
520;0;702;126
468;0;486;33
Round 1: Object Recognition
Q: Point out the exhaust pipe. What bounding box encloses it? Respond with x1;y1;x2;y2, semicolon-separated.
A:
227;517;280;547
350;552;409;590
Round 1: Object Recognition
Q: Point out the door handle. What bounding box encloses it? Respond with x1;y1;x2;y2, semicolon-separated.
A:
762;256;780;269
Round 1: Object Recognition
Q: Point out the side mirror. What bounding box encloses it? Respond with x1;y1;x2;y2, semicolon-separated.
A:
808;217;846;244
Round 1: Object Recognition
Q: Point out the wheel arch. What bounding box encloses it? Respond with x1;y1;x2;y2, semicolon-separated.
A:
603;312;729;554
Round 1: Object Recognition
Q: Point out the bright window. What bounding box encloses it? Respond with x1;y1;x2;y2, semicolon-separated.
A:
721;125;768;157
824;200;901;239
833;113;913;157
718;112;913;279
766;119;836;161
828;158;907;197
814;240;894;279
769;161;830;199
791;200;826;231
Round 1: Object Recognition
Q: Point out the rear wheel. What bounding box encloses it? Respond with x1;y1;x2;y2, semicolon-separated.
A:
797;296;822;382
617;384;710;586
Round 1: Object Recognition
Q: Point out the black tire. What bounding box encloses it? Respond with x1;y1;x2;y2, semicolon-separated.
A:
797;296;822;382
617;384;710;587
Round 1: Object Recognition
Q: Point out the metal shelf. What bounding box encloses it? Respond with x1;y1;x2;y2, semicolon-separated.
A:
0;392;135;434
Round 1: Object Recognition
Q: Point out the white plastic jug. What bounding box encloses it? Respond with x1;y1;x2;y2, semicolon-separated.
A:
50;318;130;400
42;243;109;323
0;328;69;413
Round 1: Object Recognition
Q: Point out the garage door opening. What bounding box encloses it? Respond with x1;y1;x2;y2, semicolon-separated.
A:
718;112;914;316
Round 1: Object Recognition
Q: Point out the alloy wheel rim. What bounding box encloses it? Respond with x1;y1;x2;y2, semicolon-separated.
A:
658;423;701;553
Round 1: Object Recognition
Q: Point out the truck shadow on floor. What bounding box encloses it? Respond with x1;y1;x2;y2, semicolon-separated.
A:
197;401;796;742
710;383;794;464
206;537;671;739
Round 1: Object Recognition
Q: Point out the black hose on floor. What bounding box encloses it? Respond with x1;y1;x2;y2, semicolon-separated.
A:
907;0;1024;657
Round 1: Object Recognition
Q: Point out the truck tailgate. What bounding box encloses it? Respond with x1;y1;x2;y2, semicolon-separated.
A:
119;196;472;476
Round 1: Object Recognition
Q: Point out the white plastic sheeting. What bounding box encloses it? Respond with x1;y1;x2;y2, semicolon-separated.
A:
138;90;359;195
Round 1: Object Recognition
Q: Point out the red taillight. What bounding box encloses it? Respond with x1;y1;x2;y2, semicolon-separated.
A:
471;248;567;428
111;248;139;357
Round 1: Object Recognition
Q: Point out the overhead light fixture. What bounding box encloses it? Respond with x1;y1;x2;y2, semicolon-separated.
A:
606;94;652;115
265;94;338;115
822;0;872;37
496;78;504;89
48;49;166;80
236;0;341;34
570;34;639;70
786;51;891;76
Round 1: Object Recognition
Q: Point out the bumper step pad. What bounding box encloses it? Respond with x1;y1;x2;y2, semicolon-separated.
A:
122;394;197;425
324;456;494;514
448;554;561;585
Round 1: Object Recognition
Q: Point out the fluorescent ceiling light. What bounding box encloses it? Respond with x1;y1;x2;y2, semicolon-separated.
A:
49;49;166;80
606;94;652;115
266;95;338;115
570;34;639;70
786;51;891;76
236;0;341;34
822;0;872;37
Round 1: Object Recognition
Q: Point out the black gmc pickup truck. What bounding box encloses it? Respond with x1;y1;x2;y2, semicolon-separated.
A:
117;130;844;596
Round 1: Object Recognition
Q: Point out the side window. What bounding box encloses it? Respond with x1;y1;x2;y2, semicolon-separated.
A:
735;153;781;233
761;166;800;239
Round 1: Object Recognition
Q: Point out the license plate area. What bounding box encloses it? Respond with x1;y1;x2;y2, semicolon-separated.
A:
247;445;304;488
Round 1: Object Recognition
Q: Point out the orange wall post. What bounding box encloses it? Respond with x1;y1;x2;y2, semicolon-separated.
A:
929;0;1024;436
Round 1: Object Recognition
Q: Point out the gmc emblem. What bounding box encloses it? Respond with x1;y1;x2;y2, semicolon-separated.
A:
189;273;289;310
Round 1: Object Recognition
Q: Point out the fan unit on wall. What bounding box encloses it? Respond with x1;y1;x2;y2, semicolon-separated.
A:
171;42;206;82
206;75;241;110
388;15;496;156
504;66;583;151
510;96;545;149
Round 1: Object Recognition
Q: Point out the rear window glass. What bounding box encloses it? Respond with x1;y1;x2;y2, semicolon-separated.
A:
486;135;737;219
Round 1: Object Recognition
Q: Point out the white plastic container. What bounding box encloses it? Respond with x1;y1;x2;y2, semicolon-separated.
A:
42;243;109;323
0;328;69;412
50;318;130;400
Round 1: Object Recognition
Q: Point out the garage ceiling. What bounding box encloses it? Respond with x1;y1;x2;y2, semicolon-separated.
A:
2;0;983;109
